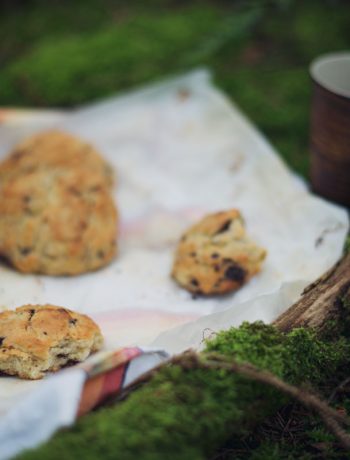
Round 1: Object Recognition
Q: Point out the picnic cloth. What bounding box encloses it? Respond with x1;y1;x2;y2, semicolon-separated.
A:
0;70;348;459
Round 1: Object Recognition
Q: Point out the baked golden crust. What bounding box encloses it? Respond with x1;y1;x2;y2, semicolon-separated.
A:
0;130;114;186
0;304;103;379
0;131;118;275
171;210;266;295
0;167;117;275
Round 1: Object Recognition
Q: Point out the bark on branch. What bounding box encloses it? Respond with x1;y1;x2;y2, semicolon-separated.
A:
274;253;350;333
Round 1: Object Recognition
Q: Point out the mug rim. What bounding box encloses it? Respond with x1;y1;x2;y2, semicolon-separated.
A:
310;51;350;99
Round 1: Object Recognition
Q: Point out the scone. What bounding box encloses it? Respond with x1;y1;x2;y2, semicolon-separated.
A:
172;210;266;295
0;167;117;275
0;304;103;380
0;131;118;275
0;130;114;186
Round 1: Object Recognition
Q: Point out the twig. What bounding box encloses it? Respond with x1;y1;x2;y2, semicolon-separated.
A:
199;353;350;450
122;350;350;450
328;376;350;404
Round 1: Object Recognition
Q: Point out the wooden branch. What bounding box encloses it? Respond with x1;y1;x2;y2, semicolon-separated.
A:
274;253;350;333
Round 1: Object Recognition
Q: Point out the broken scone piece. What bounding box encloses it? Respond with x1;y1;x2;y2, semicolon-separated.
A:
172;210;266;295
0;304;103;379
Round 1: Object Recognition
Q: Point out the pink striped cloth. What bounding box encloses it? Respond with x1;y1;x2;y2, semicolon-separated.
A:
77;347;142;416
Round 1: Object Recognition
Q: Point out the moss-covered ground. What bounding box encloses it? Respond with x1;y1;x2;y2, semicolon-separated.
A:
1;0;350;178
2;1;350;458
19;322;350;459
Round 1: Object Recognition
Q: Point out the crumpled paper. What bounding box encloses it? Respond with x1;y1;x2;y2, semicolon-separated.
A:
0;70;348;459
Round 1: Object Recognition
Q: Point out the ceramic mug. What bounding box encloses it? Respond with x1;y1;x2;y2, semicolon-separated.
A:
310;52;350;207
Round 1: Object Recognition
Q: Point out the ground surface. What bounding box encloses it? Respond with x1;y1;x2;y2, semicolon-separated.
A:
1;0;349;178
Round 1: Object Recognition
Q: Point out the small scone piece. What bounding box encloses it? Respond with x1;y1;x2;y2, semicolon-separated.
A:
172;210;266;295
0;304;103;380
0;131;118;275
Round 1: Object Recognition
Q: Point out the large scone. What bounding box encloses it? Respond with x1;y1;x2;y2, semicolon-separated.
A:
0;167;117;275
0;130;114;186
0;304;103;380
0;131;118;275
172;210;266;295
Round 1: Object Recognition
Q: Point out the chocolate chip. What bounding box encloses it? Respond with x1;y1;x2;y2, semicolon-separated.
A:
211;253;219;259
224;264;246;283
28;309;35;320
89;185;102;193
57;353;68;359
12;150;25;161
215;220;231;235
68;186;81;196
19;247;32;256
190;278;199;287
43;331;48;335
69;319;77;326
190;252;197;257
0;337;5;346
65;359;79;366
24;165;35;174
23;200;34;215
45;254;57;260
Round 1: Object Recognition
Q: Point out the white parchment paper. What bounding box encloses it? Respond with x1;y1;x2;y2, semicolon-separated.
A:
0;70;348;458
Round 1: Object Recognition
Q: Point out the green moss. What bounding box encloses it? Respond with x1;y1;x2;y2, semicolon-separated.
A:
205;322;286;375
1;1;350;177
0;7;224;107
207;323;349;387
292;2;350;61
18;323;350;460
345;237;350;255
284;328;349;385
340;289;350;339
